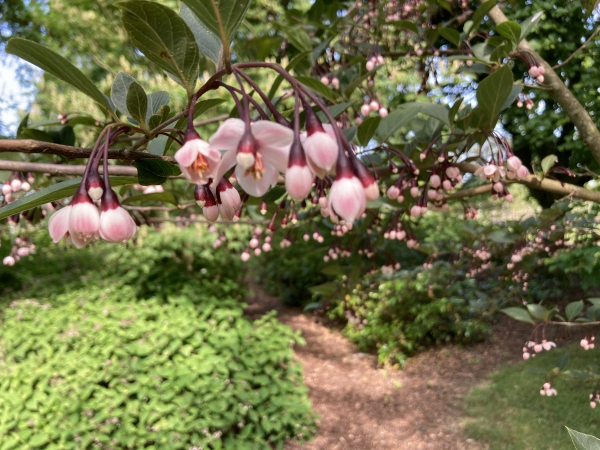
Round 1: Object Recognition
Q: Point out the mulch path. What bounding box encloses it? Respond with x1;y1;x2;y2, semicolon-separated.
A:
245;283;532;450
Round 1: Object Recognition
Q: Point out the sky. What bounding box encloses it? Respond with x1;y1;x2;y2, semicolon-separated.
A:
0;54;36;136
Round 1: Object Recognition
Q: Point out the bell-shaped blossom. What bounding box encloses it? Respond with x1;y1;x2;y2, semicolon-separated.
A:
285;137;314;201
175;133;221;185
216;177;242;212
302;114;339;175
430;174;441;188
99;189;136;243
3;256;15;266
197;185;219;222
1;184;11;196
516;165;529;180
507;156;522;171
541;340;556;351
68;193;100;248
10;179;21;191
350;154;379;201
329;175;366;223
48;205;72;244
209;119;293;197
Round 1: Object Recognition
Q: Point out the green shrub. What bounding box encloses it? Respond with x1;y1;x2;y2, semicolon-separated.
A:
331;262;494;367
0;226;317;449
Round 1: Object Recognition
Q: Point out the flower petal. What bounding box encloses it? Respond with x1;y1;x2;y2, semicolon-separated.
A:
174;139;200;167
236;163;277;197
211;148;238;188
209;118;245;151
48;206;72;243
251;121;294;150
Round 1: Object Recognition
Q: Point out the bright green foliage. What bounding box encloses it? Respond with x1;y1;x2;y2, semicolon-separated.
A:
332;263;493;368
465;346;600;450
0;226;317;448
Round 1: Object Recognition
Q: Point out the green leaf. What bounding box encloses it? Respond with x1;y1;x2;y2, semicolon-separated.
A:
295;76;337;102
5;38;112;114
467;0;498;35
111;72;136;116
501;307;534;324
439;28;461;47
146;91;170;122
121;191;178;205
180;0;252;48
132;159;182;185
342;126;357;142
389;20;420;34
117;1;200;94
526;304;547;321
565;300;584;321
148;105;171;130
501;84;523;111
149;134;169;155
126;81;148;128
286;28;312;52
520;11;544;41
357;116;381;146
343;65;381;98
555;353;569;371
496;21;522;46
470;65;514;131
449;98;463;128
541;154;558;174
376;106;420;142
587;297;600;306
0;177;138;221
263;185;286;203
309;282;338;296
316;101;357;123
566;427;600;450
16;114;55;143
179;4;221;64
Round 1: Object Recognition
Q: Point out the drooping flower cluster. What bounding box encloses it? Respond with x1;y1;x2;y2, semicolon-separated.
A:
581;336;595;350
540;382;557;396
523;339;556;360
2;237;36;266
1;172;33;205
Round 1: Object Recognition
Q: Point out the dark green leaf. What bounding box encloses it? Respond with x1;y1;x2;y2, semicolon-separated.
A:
468;0;498;35
263;185;286;203
501;307;534;324
376;106;420;142
501;84;523;111
342;126;356;142
496;21;522;45
111;72;136;116
343;65;381;98
149;134;169;155
390;20;420;34
295;76;337;101
117;1;200;94
6;38;112;114
357;116;381;146
132;159;182;185
316;101;357;123
309;282;338;296
449;98;463;128
470;65;514;130
126;81;148;128
565;300;584;321
439;28;461;47
0;177;138;221
180;0;252;48
286;29;312;52
566;427;600;450
148;105;171;130
180;3;222;63
526;304;547;320
555;353;569;371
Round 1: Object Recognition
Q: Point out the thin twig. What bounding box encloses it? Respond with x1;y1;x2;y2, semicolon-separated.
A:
553;26;600;70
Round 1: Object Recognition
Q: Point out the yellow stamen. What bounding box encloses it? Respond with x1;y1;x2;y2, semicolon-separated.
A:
245;152;265;180
191;153;209;175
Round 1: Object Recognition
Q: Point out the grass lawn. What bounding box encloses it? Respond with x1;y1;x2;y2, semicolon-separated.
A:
464;344;600;450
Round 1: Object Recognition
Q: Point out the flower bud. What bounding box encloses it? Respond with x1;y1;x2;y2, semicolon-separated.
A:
361;104;371;116
369;100;379;111
429;174;441;188
320;76;329;85
1;184;11;196
331;77;339;89
379;107;388;117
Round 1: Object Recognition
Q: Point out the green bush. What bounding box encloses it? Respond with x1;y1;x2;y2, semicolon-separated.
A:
331;262;494;367
0;226;317;449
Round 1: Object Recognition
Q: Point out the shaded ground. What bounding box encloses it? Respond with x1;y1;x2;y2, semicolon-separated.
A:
245;282;532;450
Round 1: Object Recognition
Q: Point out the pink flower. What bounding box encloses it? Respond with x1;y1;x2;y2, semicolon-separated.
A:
301;119;339;175
329;176;366;223
507;156;522;171
534;344;543;353
48;205;72;244
542;340;556;351
210;119;293;197
98;190;136;243
68;194;100;248
361;104;371;116
174;135;221;185
216;177;242;212
516;165;529;180
350;155;379;201
523;352;530;360
379;107;388;118
16;247;30;257
429;174;441;188
10;179;21;192
1;184;11;196
387;185;400;199
241;251;250;262
286;165;313;201
21;182;31;192
3;256;15;266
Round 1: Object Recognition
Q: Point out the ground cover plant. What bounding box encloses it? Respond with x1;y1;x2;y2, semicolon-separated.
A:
0;226;317;449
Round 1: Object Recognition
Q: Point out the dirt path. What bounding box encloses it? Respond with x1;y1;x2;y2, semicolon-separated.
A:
245;283;530;450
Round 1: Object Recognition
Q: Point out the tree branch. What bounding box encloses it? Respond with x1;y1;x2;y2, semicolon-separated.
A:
457;162;600;203
0;140;174;162
481;0;600;167
0;160;137;176
553;26;600;70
